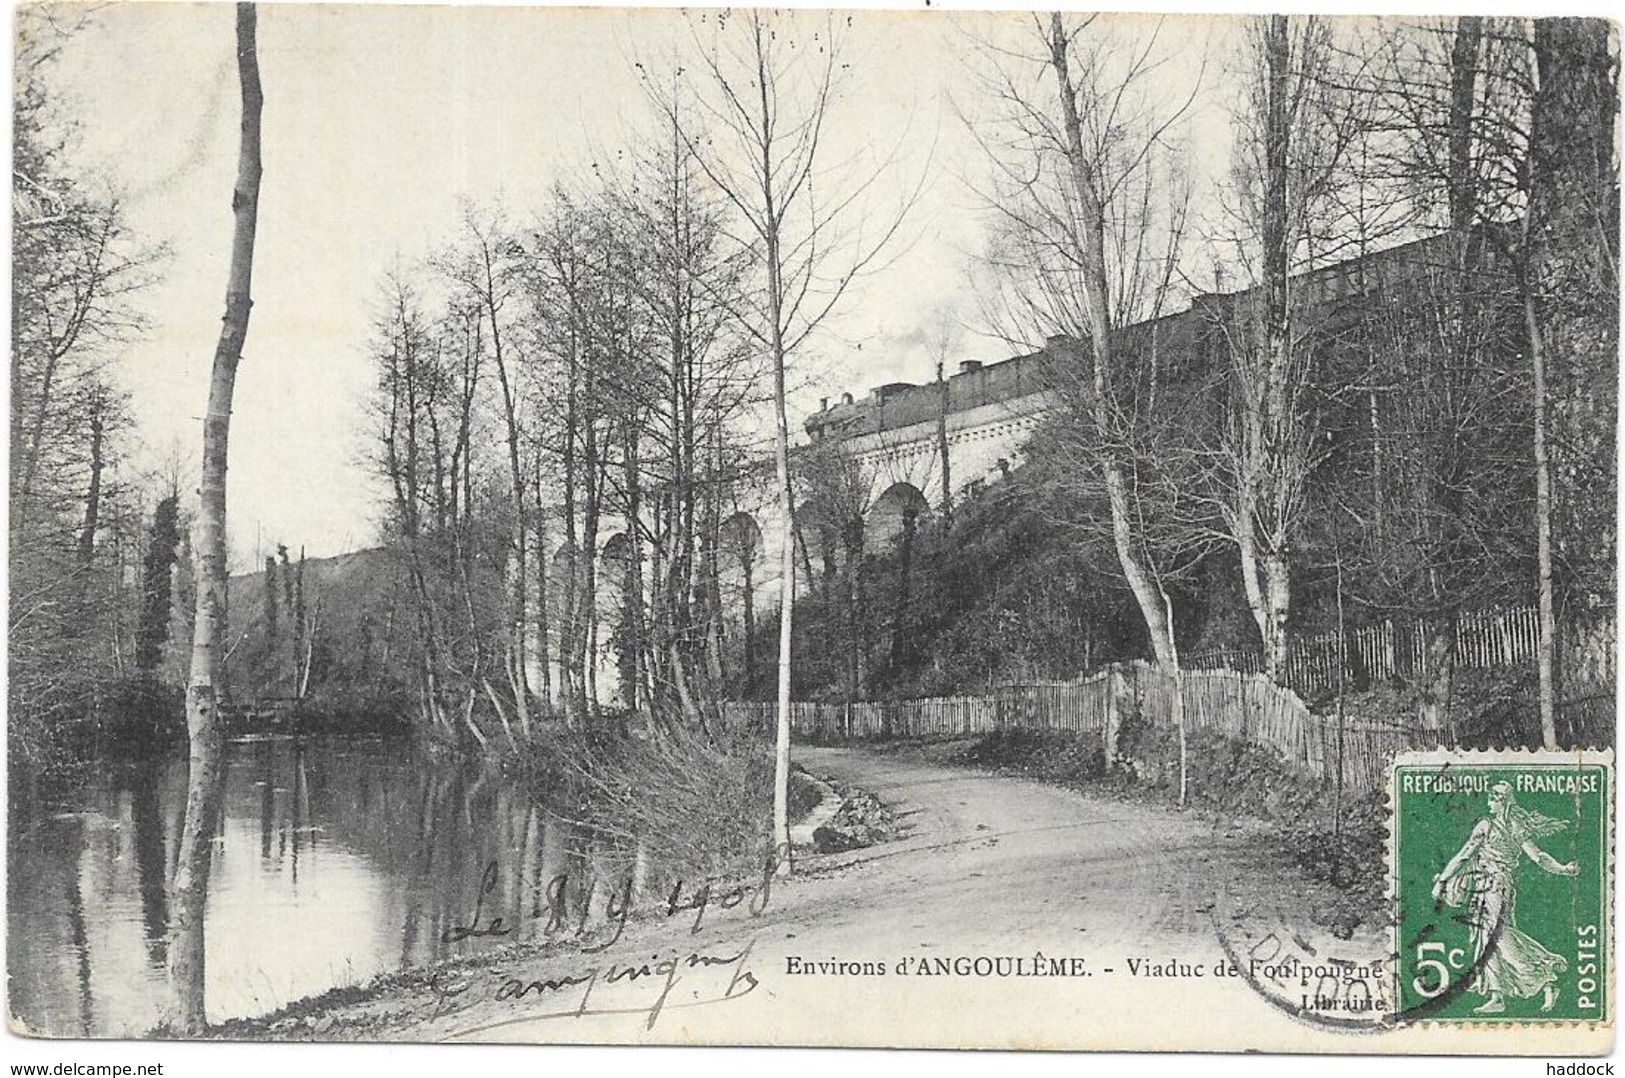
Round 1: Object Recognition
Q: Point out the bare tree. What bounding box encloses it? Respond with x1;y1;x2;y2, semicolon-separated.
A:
1358;16;1617;744
169;0;262;1033
1214;16;1372;680
667;8;921;863
370;272;492;746
1525;18;1617;746
967;12;1204;669
516;192;614;726
10;11;161;771
1314;17;1525;733
12;9;159;544
442;206;534;739
922;303;962;524
591;110;764;728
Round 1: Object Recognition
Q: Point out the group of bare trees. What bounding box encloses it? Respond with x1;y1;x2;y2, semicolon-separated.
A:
370;155;769;742
972;14;1615;747
250;544;316;697
11;6;174;774
368;14;910;839
364;13;1613;756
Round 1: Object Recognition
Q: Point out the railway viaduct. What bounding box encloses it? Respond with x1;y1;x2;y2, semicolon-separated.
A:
554;234;1437;704
721;335;1067;589
551;337;1069;705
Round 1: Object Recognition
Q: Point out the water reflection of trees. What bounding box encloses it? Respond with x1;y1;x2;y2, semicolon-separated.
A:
219;738;640;970
127;758;171;967
55;818;95;1036
11;736;680;1036
392;752;611;966
9;759;180;1038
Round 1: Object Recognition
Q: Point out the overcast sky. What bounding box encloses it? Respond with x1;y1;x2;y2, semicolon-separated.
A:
23;1;1389;562
40;3;961;561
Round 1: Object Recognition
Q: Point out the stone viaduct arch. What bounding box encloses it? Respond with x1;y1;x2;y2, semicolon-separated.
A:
717;337;1067;624
866;481;931;554
526;337;1068;707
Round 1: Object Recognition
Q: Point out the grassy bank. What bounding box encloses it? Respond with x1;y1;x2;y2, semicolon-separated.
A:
509;720;823;886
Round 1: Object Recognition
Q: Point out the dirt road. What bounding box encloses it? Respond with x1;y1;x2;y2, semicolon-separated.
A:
271;745;1578;1052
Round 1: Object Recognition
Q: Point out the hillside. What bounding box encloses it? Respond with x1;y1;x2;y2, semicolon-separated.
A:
224;545;411;715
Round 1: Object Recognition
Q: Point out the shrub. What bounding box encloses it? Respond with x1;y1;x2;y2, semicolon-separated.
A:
512;719;812;889
947;728;1109;784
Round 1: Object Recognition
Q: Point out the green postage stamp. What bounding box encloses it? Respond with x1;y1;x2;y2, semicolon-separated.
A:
1393;750;1613;1024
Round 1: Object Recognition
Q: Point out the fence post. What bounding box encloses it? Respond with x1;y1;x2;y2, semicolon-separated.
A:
1105;665;1123;763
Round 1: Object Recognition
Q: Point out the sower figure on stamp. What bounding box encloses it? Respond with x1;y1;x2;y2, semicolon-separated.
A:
1431;782;1580;1014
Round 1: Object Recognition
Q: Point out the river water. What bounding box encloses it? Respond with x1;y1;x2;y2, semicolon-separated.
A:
8;735;633;1037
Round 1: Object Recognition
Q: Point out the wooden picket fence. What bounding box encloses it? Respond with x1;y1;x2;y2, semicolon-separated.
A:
723;661;1416;795
1181;605;1614;698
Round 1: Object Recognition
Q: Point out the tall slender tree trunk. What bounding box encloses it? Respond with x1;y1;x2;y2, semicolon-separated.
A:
1164;592;1187;808
577;421;603;721
623;424;648;720
532;444;552;708
482;249;531;741
770;335;794;868
1523;18;1617;750
169;1;261;1034
1523;40;1558;751
1225;14;1302;681
561;301;583;725
1047;12;1174;667
1254;14;1295;680
935;361;952;525
1412;15;1483;736
1524;274;1558;749
758;51;795;869
76;399;105;568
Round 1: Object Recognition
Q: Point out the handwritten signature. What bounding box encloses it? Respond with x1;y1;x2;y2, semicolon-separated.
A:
429;937;761;1034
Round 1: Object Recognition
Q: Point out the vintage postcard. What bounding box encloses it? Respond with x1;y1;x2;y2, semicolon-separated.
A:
7;0;1617;1059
